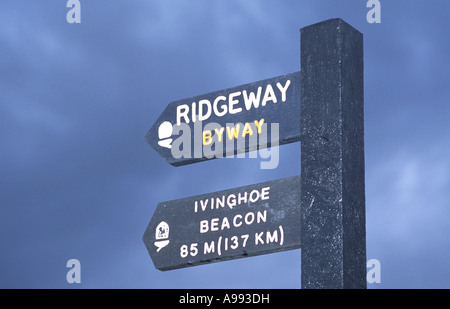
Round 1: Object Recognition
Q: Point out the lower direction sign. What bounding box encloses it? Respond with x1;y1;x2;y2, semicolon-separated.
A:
143;175;301;271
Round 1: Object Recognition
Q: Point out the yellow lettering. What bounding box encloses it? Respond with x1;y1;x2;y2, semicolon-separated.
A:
254;118;265;134
203;130;213;146
241;122;254;137
227;124;240;140
214;127;225;142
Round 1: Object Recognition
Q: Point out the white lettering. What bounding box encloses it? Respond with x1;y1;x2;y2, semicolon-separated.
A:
233;214;243;228
200;199;208;212
221;217;230;230
213;96;227;117
198;99;212;121
193;188;271;212
243;87;262;110
276;80;291;102
266;230;278;243
216;196;225;209
255;232;264;245
237;191;248;205
249;190;260;203
191;102;197;123
261;84;277;106
204;241;215;254
228;91;242;114
261;187;270;200
174;80;292;125
257;210;267;223
211;218;219;231
227;194;237;209
199;211;267;234
176;104;190;126
200;220;208;234
244;212;255;225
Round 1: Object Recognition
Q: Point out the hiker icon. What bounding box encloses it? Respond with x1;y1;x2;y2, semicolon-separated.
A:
154;221;170;252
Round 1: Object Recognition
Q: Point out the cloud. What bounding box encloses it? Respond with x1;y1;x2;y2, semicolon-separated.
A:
366;139;450;288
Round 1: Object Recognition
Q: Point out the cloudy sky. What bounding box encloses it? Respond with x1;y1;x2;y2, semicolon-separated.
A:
1;0;449;289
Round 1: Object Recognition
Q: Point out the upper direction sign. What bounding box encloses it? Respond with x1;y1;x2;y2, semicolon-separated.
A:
143;175;301;271
145;72;301;166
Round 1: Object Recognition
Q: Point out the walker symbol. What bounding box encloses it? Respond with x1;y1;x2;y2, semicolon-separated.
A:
154;221;170;252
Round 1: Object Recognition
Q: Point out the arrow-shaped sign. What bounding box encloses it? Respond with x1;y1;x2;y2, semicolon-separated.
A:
145;72;301;166
143;175;301;271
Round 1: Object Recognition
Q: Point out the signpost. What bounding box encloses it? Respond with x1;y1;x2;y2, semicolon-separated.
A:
143;176;301;271
300;18;366;289
145;72;300;166
143;18;366;289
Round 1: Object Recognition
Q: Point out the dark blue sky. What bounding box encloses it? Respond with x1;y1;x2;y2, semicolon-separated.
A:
1;0;449;288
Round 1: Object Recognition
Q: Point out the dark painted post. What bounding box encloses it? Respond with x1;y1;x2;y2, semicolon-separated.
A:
300;19;366;289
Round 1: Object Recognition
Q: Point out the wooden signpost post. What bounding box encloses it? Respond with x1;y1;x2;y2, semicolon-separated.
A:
143;18;366;289
300;18;366;289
